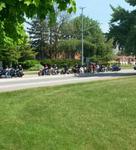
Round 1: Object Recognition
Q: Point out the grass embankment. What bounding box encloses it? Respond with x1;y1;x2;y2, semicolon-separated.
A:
0;77;136;150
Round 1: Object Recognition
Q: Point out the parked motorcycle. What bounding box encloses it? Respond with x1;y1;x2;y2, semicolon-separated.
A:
0;67;24;78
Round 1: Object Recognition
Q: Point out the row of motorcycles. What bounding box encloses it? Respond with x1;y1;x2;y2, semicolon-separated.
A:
0;66;24;78
38;64;102;76
0;63;121;78
38;64;73;76
38;64;121;76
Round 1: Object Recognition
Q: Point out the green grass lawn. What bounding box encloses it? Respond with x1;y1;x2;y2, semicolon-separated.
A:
24;71;38;75
0;77;136;150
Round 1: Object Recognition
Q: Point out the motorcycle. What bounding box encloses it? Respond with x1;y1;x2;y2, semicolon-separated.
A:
0;68;24;78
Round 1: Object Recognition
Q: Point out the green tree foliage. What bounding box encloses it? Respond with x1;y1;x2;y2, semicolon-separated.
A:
0;0;76;64
109;1;136;54
0;46;20;65
60;16;113;62
126;0;136;6
18;42;37;62
58;39;95;59
0;23;25;64
0;0;76;41
27;14;113;63
27;17;49;59
27;11;70;59
0;22;36;64
90;39;114;64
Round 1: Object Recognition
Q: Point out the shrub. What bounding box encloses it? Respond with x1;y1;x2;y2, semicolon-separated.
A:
28;64;43;71
20;60;40;69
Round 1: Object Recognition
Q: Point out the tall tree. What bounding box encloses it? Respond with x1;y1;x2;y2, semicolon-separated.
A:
27;11;70;59
27;17;49;59
109;0;136;54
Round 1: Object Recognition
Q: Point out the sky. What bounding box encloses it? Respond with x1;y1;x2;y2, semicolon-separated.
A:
74;0;133;32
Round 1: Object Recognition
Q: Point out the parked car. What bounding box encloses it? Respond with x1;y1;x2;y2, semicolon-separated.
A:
111;65;121;71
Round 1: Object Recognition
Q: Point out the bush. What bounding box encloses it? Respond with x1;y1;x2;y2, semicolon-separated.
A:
28;64;43;71
20;60;40;69
40;59;81;68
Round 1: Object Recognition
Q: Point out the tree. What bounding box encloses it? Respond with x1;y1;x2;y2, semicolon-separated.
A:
0;22;36;64
126;0;136;5
0;46;20;66
0;23;28;64
18;39;37;62
0;0;76;43
28;14;113;63
109;1;136;54
58;39;95;59
60;16;113;62
27;11;70;59
0;0;76;65
27;17;49;59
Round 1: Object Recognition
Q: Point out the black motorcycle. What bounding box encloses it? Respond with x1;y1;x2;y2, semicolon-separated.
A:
0;68;24;78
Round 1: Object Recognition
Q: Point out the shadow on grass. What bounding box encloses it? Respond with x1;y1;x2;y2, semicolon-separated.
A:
76;71;136;78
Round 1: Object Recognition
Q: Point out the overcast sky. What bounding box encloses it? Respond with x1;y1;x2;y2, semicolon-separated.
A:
75;0;133;32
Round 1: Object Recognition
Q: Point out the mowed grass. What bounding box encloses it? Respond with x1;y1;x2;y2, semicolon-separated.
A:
0;77;136;150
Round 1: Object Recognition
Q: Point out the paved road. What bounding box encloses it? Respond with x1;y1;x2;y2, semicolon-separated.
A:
0;69;136;92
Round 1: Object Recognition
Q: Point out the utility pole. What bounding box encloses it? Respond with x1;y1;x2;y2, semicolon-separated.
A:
80;7;85;66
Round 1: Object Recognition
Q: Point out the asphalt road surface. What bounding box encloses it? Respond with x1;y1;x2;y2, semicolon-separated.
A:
0;69;136;92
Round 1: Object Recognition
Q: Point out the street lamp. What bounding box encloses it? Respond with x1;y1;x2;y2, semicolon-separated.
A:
80;7;85;66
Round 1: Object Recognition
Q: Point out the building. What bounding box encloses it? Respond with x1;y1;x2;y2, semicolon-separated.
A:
115;56;136;65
